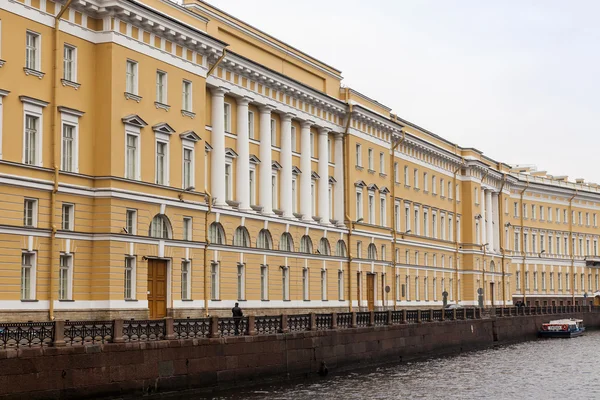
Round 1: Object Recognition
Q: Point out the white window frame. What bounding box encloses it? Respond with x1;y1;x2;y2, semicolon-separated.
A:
22;99;45;166
124;126;141;180
156;70;167;104
23;198;38;227
237;263;246;300
302;267;309;301
182;144;195;189
338;269;344;301
210;261;220;300
272;171;279;210
155;139;169;185
321;269;327;301
368;193;375;224
183;217;192;241
282;266;290;301
261;264;269;300
182;80;192;112
61;203;74;231
59;253;73;301
291;126;297;152
271;118;277;147
126;209;137;235
21;252;36;300
380;195;386;227
355;144;362;167
125;256;137;300
248;111;255;139
181;259;190;301
292;176;298;213
59;107;82;173
224;102;232;132
25;30;41;71
225;161;233;201
63;44;77;82
368;148;374;170
311;179;316;216
249;166;257;206
126;59;138;95
379;152;385;173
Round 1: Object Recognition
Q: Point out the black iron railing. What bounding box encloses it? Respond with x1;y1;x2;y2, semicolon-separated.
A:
64;321;113;346
255;315;281;335
337;312;352;328
356;312;370;327
315;314;333;330
218;317;249;337
173;318;211;339
287;314;310;332
0;322;54;349
123;319;165;342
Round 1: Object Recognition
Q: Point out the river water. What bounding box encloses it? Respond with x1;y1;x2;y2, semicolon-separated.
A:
190;330;599;400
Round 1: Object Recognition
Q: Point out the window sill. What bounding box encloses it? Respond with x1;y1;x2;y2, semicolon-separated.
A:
379;173;387;178
61;79;81;90
211;299;221;301
124;92;142;102
261;299;269;302
23;67;44;79
367;169;376;174
125;299;138;302
355;165;364;171
404;185;411;189
20;299;38;302
59;299;75;302
155;101;170;111
413;188;420;192
0;60;5;68
181;109;196;119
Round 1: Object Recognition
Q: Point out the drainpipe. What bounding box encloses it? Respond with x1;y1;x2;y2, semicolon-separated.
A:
343;98;353;311
390;130;405;311
569;190;578;306
452;161;464;304
203;191;212;317
206;48;227;77
498;173;507;306
520;177;529;304
48;0;74;321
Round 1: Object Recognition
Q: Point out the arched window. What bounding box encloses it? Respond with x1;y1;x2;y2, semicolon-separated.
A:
208;222;226;245
336;240;347;257
319;238;331;255
233;226;250;247
367;243;377;260
489;260;495;273
280;232;294;252
149;214;172;239
300;235;313;254
257;229;273;250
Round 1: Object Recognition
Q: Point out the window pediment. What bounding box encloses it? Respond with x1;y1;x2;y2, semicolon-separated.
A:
58;106;85;117
152;122;175;135
355;180;367;188
311;171;320;180
20;95;49;108
180;130;201;142
328;176;337;184
122;114;147;128
249;154;261;164
272;161;282;171
367;183;379;191
225;147;238;158
292;166;302;175
379;186;390;194
205;142;213;152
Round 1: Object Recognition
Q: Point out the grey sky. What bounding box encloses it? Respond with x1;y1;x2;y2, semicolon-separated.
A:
208;0;600;183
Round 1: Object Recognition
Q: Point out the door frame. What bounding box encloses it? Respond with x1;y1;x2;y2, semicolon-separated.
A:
146;257;172;318
366;273;375;311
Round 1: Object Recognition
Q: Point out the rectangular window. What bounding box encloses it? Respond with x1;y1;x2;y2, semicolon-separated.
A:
273;173;279;209
548;207;552;222
21;252;35;300
424;173;429;191
182;80;192;112
338;270;344;300
291;126;297;152
61;124;75;172
59;254;72;300
441;179;445;197
248;111;255;139
126;60;138;94
61;203;74;231
356;144;362;166
271;119;277;147
156;141;167;185
225;163;233;201
125;133;138;180
379;152;385;173
260;265;268;300
224;103;231;132
395;203;400;230
156;70;167;104
249;169;256;205
181;260;190;300
414;169;419;188
183;217;192;241
368;148;374;170
292;177;298;213
126;209;136;235
282;267;290;301
432;176;437;194
63;44;76;82
125;257;136;300
23;198;37;227
423;210;429;237
550;272;554;291
356;191;363;219
303;268;309;301
183;147;193;188
357;241;362;258
380;197;386;226
321;269;327;301
394;162;399;183
26;31;40;71
368;194;375;224
211;262;219;300
24;115;39;165
328;138;332;163
404;166;409;185
237;263;245;300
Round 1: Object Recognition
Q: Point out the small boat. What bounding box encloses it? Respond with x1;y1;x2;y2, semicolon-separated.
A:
538;318;585;338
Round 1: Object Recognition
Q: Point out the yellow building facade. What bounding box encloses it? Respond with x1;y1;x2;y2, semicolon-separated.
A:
0;0;598;321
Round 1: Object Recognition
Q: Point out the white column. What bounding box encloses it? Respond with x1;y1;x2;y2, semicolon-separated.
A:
317;127;330;224
486;190;493;251
210;86;229;206
259;105;275;215
280;113;294;218
333;133;344;225
480;189;486;246
299;120;313;220
236;96;252;211
492;192;500;252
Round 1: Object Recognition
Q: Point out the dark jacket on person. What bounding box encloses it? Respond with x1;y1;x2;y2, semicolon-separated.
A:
232;306;243;318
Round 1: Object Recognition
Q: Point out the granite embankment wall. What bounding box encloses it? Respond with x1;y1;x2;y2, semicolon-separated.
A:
0;311;598;399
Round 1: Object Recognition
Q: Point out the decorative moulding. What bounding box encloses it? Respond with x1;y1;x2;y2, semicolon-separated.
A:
61;79;81;90
155;102;171;111
0;60;6;68
181;110;196;119
124;92;142;103
23;67;44;79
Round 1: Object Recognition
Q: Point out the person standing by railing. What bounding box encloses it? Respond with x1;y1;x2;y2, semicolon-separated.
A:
232;303;243;335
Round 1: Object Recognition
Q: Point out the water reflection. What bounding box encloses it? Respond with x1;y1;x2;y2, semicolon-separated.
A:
193;330;599;400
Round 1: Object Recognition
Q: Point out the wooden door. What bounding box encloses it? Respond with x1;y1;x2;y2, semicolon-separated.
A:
148;259;167;319
367;273;375;311
490;282;495;306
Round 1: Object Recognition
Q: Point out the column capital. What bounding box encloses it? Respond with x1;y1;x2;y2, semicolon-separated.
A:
281;112;296;121
258;104;277;114
318;126;330;135
236;95;253;106
210;86;229;97
301;120;315;129
333;132;344;140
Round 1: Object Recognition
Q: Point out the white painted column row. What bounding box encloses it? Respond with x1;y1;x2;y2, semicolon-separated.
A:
210;87;228;206
299;121;313;221
492;192;500;252
485;189;493;251
317;127;330;224
480;188;486;246
259;105;275;215
280;113;294;218
333;133;345;225
236;96;252;211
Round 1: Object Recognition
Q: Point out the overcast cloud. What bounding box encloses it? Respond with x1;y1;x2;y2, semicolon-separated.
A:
208;0;600;182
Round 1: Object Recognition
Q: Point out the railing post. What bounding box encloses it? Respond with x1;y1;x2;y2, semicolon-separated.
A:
369;311;375;326
441;308;445;321
386;310;392;325
53;320;66;347
309;313;316;330
209;316;219;338
351;311;357;328
165;317;175;340
248;315;256;336
416;310;422;323
429;309;434;322
452;309;457;320
402;309;407;324
462;308;467;320
112;319;124;343
281;314;289;333
331;312;337;329
500;307;505;317
476;308;482;319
